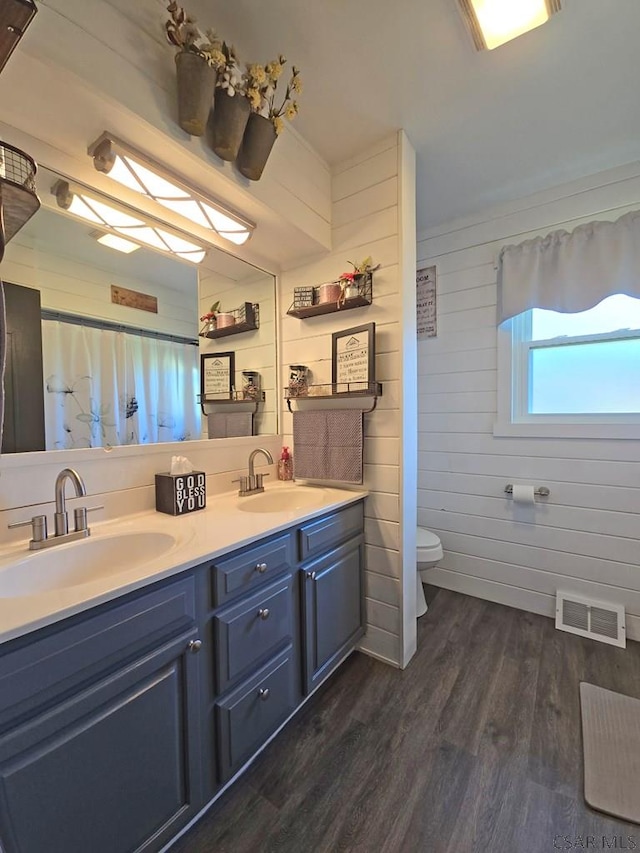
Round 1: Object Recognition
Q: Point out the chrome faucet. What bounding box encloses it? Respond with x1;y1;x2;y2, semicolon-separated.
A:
234;448;274;496
8;467;102;551
54;468;87;536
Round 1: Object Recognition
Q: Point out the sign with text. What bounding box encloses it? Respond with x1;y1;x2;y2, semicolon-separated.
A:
416;266;437;338
155;471;206;515
201;352;234;400
331;323;376;389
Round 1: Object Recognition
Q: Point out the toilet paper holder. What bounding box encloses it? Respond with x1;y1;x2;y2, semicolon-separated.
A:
504;484;550;497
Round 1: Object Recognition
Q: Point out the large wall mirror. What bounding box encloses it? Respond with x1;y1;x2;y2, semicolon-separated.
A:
1;169;277;454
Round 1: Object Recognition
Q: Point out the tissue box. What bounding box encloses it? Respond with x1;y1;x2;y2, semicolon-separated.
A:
155;472;206;515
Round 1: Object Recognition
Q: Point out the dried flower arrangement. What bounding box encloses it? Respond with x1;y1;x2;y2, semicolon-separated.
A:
199;301;221;330
339;257;381;283
165;2;225;69
245;56;302;135
216;42;245;96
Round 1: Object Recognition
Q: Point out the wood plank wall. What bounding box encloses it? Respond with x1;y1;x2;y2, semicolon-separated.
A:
416;161;640;640
279;134;415;667
2;238;197;340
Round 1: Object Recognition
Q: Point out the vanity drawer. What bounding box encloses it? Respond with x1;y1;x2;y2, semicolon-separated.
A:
214;576;293;693
211;533;294;606
298;502;364;563
0;576;196;727
216;645;296;782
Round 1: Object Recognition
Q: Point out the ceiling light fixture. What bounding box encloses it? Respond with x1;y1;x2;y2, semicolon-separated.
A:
458;0;561;51
88;133;255;246
92;231;141;254
53;180;207;264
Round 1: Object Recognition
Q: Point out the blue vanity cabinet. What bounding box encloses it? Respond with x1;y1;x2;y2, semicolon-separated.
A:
0;575;205;853
299;503;365;695
0;498;366;853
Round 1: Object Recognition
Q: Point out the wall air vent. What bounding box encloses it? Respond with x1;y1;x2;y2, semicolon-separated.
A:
555;591;625;648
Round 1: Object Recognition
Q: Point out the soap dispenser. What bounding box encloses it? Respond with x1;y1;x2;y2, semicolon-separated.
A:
277;446;293;481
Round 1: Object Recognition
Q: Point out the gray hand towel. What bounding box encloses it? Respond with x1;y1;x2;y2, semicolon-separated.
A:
208;412;253;438
293;409;363;483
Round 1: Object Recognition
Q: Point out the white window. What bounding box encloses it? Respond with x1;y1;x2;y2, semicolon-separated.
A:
496;294;640;438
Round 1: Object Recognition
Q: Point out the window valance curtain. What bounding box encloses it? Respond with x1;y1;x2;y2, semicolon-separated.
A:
497;209;640;324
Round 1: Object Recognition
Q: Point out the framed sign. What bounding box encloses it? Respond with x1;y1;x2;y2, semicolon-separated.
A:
331;323;375;390
416;265;437;338
201;352;235;400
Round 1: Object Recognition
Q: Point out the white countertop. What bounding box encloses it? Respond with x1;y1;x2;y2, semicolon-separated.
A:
0;482;367;647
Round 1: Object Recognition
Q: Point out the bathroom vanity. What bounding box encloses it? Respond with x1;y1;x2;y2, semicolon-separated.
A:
0;489;365;853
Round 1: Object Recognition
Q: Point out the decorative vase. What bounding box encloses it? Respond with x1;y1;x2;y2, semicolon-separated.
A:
175;52;217;137
215;312;236;329
210;89;251;161
236;113;278;181
288;365;309;397
343;284;359;301
318;282;341;304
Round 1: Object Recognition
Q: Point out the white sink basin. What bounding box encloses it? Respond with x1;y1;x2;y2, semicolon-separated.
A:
0;531;178;598
237;488;328;514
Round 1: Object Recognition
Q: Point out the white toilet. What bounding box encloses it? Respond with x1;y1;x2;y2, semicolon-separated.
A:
416;527;443;617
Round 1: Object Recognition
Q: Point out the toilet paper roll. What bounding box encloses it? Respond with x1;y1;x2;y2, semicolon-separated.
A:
512;484;535;506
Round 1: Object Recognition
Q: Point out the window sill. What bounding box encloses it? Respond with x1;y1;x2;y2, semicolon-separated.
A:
493;421;640;440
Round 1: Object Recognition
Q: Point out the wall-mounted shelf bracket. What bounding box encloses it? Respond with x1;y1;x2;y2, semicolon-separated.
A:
285;382;382;414
198;391;265;416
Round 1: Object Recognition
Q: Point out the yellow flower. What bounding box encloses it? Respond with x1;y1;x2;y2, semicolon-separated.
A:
291;75;303;94
273;116;285;135
206;48;226;69
285;102;298;120
247;63;266;85
266;60;283;81
247;87;262;109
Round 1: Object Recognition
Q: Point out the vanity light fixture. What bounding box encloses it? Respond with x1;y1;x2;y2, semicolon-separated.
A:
88;133;255;246
458;0;561;50
53;180;207;264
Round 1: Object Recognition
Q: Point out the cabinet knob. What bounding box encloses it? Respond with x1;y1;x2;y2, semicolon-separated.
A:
258;608;270;620
258;687;270;701
187;639;203;653
306;570;317;580
255;562;268;574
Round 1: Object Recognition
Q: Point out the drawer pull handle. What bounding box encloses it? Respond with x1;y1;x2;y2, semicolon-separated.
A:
258;687;270;701
255;562;268;574
258;608;270;620
306;571;317;580
187;639;203;653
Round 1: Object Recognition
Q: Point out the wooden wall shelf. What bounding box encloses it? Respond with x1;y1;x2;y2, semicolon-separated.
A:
287;273;372;319
199;302;259;339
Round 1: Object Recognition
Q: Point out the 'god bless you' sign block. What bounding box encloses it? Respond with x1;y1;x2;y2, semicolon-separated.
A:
155;472;206;515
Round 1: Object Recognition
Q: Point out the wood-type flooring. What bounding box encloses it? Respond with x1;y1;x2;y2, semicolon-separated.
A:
172;588;640;853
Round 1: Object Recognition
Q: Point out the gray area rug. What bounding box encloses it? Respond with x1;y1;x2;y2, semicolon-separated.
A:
580;682;640;824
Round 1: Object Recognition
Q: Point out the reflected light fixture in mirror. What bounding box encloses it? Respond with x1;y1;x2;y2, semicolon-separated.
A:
53;179;207;264
89;133;255;246
458;0;560;50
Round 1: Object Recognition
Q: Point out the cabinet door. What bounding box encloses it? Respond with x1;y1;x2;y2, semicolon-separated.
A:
301;535;364;695
0;630;203;853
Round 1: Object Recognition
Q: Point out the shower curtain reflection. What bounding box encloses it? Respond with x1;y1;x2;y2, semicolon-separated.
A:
42;320;200;449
